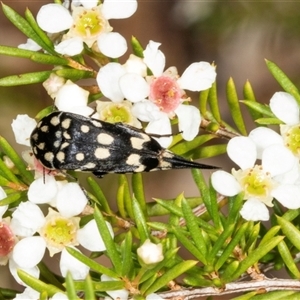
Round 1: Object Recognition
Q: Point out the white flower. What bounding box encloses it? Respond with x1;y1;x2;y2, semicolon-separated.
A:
55;80;94;116
211;131;299;221
11;115;37;146
37;1;137;57
137;239;164;265
96;41;216;147
60;247;89;280
13;286;40;299
18;38;42;51
269;91;300;158
101;274;129;300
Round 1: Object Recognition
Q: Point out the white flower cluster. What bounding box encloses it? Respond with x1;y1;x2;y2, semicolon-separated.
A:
212;92;300;221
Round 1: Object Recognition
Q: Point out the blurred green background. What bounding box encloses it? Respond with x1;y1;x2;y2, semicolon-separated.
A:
1;0;300;294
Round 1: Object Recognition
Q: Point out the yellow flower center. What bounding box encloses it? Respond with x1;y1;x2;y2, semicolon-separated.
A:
39;209;79;255
233;165;275;206
75;9;105;38
283;125;300;157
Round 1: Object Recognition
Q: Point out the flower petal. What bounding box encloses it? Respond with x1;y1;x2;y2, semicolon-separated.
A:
272;184;300;209
28;175;58;204
211;170;242;196
123;54;147;76
119;73;150;102
175;104;201;141
9;258;40;287
269;91;300;125
143;41;165;77
11;202;45;237
97;32;127;58
55;37;84;56
77;219;113;251
56;183;88;218
132;101;162;122
37;4;73;33
11;115;37;146
240;198;269;221
78;0;98;9
227;136;257;170
55;81;91;115
13;236;46;268
96;62;126;102
177;62;216;91
137;239;164;265
249;127;283;159
60;247;89;279
14;287;40;300
101;274;129;300
18;39;42;51
102;0;137;19
145;116;172;148
262;144;296;177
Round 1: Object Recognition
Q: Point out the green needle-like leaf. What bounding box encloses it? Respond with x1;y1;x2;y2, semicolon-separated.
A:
170;134;216;156
87;177;111;214
94;207;123;274
121;232;134;278
84;275;96;300
243;80;263;121
131;36;144;58
65;272;80;300
132;173;147;215
187;143;227;160
173;227;207;264
2;3;55;54
0;71;51;86
181;197;207;256
277;240;300;279
226;77;247;135
266;59;300;105
145;260;198;295
0;136;34;184
132;195;150;242
55;69;95;80
199;88;209;116
215;222;249;271
276;215;300;251
0;46;68;65
66;247;118;278
224;236;284;282
24;8;54;52
208;80;221;122
240;100;274;118
17;270;63;296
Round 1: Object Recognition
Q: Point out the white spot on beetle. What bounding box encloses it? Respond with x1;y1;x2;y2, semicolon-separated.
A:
41;125;48;132
56;151;65;162
31;133;38;141
37;143;45;150
62;118;71;129
44;152;54;162
50;116;60;126
76;153;85;161
91;120;102;127
130;137;147;150
53;140;60;148
83;162;96;169
126;153;141;166
61;142;69;149
97;133;114;145
94;148;110;159
63;131;71;140
55;131;62;138
81;125;90;133
134;164;146;172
